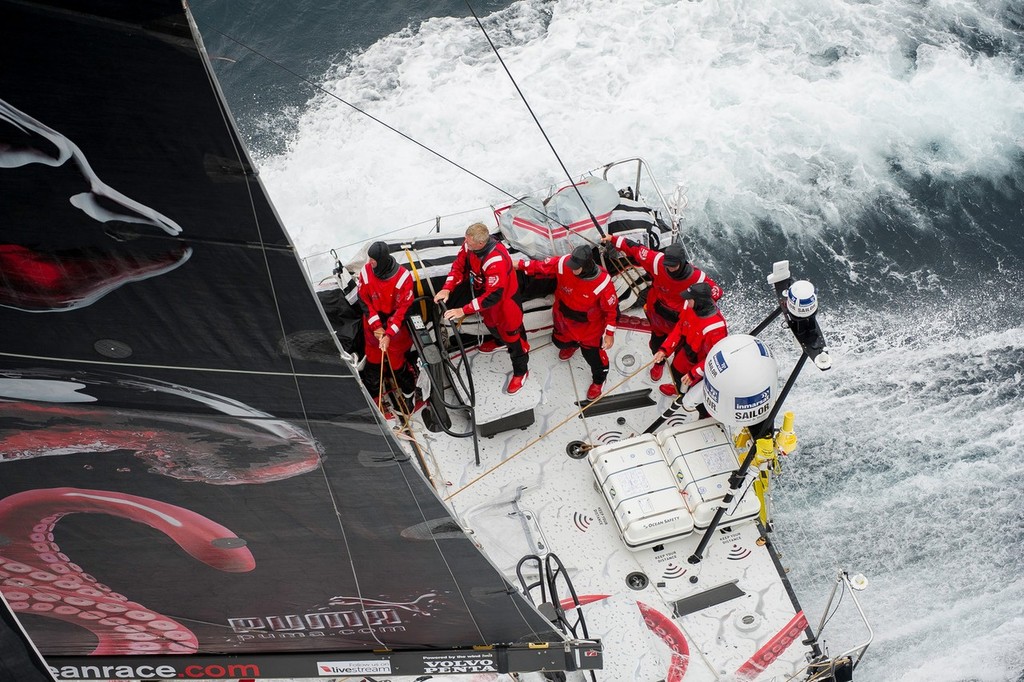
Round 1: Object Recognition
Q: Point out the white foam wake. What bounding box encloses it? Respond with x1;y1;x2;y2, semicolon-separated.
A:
255;0;1024;266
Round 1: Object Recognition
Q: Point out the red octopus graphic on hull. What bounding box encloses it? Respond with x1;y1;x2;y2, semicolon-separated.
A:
0;487;254;655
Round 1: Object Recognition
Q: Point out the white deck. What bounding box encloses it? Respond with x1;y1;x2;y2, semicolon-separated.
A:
392;326;817;682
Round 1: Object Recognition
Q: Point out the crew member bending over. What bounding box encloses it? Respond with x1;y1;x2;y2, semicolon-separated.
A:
435;223;530;394
601;235;722;382
517;245;619;400
358;241;417;418
653;283;728;414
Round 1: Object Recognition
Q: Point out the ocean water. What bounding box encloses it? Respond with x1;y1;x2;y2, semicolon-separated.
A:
192;1;1024;680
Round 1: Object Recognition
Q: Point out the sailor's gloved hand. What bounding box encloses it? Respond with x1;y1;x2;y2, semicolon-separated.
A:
652;350;667;364
434;289;450;304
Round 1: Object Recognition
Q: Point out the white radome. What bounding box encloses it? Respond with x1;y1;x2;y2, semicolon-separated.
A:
785;279;818;318
702;334;779;427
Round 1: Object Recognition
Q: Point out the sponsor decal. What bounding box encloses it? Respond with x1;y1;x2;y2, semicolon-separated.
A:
317;660;392;676
49;663;260;680
755;339;772;357
487;275;499;287
734;387;772;422
643;514;681;528
735;388;771;410
704;378;720;411
228;593;434;642
422;652;498;674
709;351;728;376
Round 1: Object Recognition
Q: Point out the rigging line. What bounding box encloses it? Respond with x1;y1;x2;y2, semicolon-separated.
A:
444;356;657;501
464;0;607;239
0;351;352;378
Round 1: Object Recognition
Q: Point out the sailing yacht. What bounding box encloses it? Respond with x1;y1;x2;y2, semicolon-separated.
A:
0;0;869;680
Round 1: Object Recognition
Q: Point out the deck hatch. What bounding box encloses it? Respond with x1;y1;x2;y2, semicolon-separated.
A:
672;580;745;617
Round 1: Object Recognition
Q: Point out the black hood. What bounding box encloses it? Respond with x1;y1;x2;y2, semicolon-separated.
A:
568;245;598;280
682;281;716;316
368;241;399;279
662;242;690;280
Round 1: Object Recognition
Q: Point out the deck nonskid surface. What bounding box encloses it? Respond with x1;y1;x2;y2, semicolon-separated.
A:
401;330;813;681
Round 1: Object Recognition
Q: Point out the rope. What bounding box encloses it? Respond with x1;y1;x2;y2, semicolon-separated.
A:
376;346;386;415
443;356;656;501
385;353;416;429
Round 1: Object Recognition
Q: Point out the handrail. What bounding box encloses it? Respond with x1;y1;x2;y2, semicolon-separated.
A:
300;158;689;280
599;156;685;225
814;572;873;670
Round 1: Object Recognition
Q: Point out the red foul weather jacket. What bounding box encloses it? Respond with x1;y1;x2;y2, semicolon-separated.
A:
610;235;723;336
442;241;523;341
660;307;728;383
519;254;618;347
358;263;414;366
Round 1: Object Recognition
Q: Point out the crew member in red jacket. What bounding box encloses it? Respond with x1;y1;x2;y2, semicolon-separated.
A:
653;283;728;410
601;235;722;381
435;223;530;394
517;245;619;400
358;241;417;417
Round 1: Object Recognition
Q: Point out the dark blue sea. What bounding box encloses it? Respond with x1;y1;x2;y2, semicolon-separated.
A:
193;1;1024;679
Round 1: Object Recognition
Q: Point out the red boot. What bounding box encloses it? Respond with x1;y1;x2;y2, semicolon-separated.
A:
650;362;665;381
658;383;677;397
506;372;529;395
478;339;501;353
586;383;603;400
558;346;577;361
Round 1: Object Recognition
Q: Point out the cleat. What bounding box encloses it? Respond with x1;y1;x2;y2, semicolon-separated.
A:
650;362;665;381
506;372;528;395
586;383;603;401
478;339;501;353
558;346;577;361
658;383;677;397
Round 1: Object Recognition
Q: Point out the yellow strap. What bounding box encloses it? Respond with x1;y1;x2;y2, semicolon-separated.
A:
404;248;429;321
